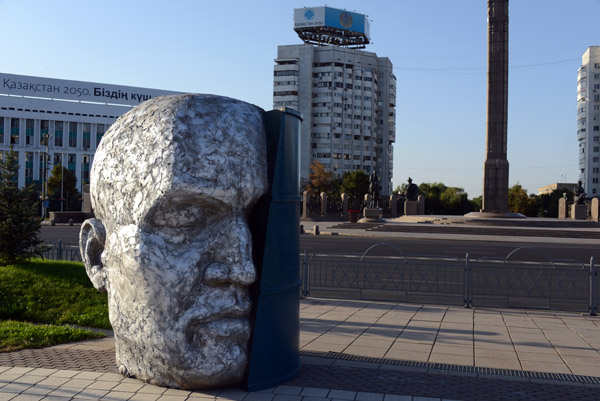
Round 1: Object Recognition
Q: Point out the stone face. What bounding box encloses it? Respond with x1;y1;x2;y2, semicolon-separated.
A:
79;94;267;389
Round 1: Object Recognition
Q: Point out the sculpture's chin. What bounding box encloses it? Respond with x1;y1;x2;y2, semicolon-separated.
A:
114;318;250;389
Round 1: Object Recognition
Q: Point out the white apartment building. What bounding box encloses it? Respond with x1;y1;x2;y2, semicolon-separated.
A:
274;45;396;196
0;73;178;192
274;7;396;195
577;46;600;197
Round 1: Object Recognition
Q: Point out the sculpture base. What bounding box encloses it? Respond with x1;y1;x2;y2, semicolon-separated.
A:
359;208;384;223
465;211;526;219
571;204;587;220
404;201;418;216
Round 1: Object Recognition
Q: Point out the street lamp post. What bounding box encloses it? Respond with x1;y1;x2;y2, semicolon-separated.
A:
41;133;53;220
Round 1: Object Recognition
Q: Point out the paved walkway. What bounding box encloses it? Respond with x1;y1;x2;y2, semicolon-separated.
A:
2;298;600;401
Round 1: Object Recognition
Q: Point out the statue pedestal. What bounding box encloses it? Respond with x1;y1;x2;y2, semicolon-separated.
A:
359;207;384;223
571;204;587;220
404;200;418;216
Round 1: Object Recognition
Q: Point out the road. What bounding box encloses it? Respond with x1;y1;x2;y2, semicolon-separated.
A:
41;224;600;264
299;235;600;262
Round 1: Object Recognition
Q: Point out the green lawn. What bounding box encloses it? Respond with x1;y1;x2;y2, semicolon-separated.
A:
0;259;110;352
0;320;105;352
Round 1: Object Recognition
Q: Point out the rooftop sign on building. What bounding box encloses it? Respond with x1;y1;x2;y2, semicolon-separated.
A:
0;73;179;107
293;6;370;48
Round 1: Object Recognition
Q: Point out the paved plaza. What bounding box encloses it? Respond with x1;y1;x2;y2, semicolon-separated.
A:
2;297;600;401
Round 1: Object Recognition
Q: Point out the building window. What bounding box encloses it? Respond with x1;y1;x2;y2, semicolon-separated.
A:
594;126;600;131
25;119;34;146
96;124;105;149
40;120;49;145
10;118;19;145
68;153;76;172
0;117;4;144
82;154;90;182
83;123;91;149
274;91;298;96
69;122;77;148
273;70;298;77
55;122;63;147
25;152;34;184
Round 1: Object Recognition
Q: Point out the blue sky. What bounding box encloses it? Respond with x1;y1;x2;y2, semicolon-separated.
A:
1;0;598;198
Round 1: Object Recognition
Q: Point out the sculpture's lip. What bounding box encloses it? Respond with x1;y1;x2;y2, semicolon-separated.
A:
184;316;250;341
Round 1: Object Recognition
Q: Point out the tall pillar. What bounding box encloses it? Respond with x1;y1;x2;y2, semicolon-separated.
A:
482;0;509;213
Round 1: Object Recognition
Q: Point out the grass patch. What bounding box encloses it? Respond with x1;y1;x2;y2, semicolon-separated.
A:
0;259;110;329
0;320;105;352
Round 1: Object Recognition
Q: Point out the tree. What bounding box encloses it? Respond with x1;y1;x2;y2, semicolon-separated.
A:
508;183;530;215
341;170;369;199
47;164;80;211
306;161;335;194
0;148;44;264
394;183;409;195
418;182;447;214
341;170;370;209
440;187;472;215
538;188;573;217
470;196;482;212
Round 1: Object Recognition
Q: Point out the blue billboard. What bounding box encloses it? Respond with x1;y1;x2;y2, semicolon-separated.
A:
324;7;366;35
294;6;370;39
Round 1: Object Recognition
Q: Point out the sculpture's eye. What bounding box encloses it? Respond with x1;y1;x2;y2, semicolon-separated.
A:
150;203;220;229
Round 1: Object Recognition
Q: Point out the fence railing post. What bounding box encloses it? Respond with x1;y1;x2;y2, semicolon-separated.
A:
464;253;471;308
590;257;597;316
57;239;63;261
302;250;309;296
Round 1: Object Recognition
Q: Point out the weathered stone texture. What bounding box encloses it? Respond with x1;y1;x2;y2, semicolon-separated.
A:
80;94;267;389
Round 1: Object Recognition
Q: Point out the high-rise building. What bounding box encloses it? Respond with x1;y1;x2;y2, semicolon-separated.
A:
577;46;600;196
273;7;396;195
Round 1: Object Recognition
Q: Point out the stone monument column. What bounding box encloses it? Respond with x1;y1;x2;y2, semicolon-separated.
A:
482;0;509;214
341;193;349;218
320;192;327;217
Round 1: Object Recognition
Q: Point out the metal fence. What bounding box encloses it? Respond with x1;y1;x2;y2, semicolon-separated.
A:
41;240;82;262
300;244;599;315
39;239;600;315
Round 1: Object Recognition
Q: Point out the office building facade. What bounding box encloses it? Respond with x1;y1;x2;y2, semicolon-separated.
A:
577;46;600;196
0;73;177;192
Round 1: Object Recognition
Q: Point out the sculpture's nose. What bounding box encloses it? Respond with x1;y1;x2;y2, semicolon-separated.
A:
204;211;256;286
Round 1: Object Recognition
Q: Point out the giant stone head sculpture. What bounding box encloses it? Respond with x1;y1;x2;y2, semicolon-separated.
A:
80;94;267;389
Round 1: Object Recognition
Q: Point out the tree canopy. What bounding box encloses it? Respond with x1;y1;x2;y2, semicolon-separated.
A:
0;148;44;264
306;161;335;195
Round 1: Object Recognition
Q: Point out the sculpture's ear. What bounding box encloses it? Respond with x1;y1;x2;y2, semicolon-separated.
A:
80;218;108;292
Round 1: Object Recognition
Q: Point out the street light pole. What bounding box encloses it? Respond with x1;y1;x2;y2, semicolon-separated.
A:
61;152;64;212
41;133;53;220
